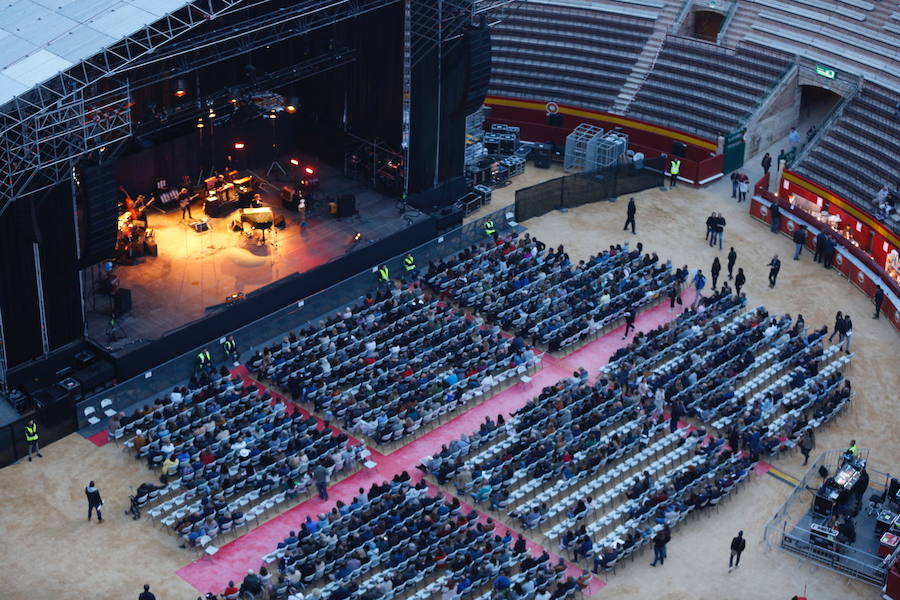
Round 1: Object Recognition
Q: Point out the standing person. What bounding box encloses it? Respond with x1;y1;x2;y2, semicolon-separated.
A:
770;204;781;233
873;286;885;319
705;212;716;242
691;269;707;309
728;531;746;571
714;213;726;249
788;127;801;151
767;255;781;288
222;335;237;362
799;429;815;466
792;225;807;260
711;257;722;290
138;584;156;600
669;401;683;434
650;524;671;566
622;309;636;340
727;247;737;279
842;314;853;354
668;279;683;312
737;177;749;203
828;311;843;342
761;152;772;175
25;419;41;462
813;230;827;263
730;172;740;199
314;463;329;500
668;157;681;187
822;237;836;269
623;197;636;234
734;268;746;296
85;481;103;522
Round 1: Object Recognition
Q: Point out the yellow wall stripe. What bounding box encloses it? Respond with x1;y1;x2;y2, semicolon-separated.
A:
783;171;900;249
484;95;719;152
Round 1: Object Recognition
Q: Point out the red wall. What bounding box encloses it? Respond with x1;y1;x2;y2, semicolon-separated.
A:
484;97;724;185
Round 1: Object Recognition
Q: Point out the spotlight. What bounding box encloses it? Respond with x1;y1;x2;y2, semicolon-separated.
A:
289;158;300;166
285;97;299;114
196;119;204;129
304;167;315;175
268;109;277;120
234;141;245;150
353;232;362;242
229;98;238;104
174;79;187;97
208;108;216;118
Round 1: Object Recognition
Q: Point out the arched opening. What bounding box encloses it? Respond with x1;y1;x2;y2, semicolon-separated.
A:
798;85;842;142
692;10;724;42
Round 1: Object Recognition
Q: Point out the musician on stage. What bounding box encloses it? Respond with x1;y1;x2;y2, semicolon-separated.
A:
178;187;193;219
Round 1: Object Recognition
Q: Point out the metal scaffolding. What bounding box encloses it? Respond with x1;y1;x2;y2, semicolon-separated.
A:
564;123;604;172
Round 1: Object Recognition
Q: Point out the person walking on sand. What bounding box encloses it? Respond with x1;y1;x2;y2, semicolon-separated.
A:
727;247;737;279
711;256;721;290
728;531;746;571
86;481;104;522
623;197;636;235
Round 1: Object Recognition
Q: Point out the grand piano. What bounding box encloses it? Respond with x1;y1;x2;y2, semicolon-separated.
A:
240;207;274;244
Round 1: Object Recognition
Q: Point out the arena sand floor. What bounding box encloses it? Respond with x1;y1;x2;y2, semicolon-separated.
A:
0;166;897;600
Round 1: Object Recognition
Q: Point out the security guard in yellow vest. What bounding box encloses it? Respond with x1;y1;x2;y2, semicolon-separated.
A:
483;219;496;240
669;158;681;187
403;254;416;272
847;439;859;457
377;264;390;284
25;419;41;461
222;335;237;361
196;347;212;371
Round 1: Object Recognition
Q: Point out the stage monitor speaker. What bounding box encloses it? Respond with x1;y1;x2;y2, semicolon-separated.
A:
460;23;492;116
33;385;75;427
546;113;564;127
274;215;286;229
75;360;116;394
79;163;119;267
192;221;210;232
143;239;158;257
533;143;552;168
672;141;687;158
113;288;132;317
337;194;357;218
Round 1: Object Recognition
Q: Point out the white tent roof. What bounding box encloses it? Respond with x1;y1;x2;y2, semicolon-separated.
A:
0;0;190;106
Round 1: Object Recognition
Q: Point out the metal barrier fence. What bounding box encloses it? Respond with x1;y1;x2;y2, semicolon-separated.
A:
762;448;900;587
514;158;665;222
71;204;516;432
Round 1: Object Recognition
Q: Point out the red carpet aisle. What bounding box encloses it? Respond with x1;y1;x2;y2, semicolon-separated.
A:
177;297;685;596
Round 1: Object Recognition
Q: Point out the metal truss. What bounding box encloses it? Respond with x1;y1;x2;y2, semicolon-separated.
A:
0;0;398;217
134;48;356;137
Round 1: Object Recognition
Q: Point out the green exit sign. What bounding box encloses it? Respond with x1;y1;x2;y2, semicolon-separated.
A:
816;65;836;79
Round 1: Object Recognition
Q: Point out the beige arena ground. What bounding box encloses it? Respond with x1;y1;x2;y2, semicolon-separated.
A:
1;165;897;600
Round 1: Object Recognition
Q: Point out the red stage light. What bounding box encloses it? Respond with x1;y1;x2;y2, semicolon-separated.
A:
304;167;314;175
234;142;245;150
289;158;300;166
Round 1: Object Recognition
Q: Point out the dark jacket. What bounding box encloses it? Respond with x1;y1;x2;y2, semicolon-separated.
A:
85;485;103;507
627;200;636;217
730;535;746;552
792;228;806;244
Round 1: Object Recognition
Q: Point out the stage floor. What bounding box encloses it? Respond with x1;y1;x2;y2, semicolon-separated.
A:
84;163;425;351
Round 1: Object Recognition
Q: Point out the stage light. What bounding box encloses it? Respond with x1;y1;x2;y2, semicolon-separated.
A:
196;120;204;129
290;158;300;166
234;142;245;150
229;98;238;104
268;109;277;120
304;167;315;175
353;232;362;242
285;97;299;114
208;108;216;118
174;79;187;97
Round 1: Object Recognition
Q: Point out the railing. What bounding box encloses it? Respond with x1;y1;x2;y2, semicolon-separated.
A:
73;204;517;431
668;0;694;34
716;0;739;45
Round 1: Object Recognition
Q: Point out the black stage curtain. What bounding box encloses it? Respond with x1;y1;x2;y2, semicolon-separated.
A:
35;184;84;350
0;200;42;367
0;186;85;368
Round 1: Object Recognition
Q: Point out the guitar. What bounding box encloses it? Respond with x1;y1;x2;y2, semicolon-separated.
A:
119;186;155;219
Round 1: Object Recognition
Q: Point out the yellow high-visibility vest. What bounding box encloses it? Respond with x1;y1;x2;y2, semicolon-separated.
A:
670;160;681;175
378;266;390;281
25;423;38;442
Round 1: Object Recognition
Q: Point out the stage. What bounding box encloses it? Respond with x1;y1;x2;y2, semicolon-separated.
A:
84;160;426;353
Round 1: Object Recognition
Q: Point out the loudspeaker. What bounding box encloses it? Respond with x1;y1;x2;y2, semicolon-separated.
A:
79;163;119;267
143;238;158;257
672;141;687;158
533;143;552;168
113;288;132;317
546;113;564;127
461;23;492;117
274;215;286;229
33;385;75;426
192;221;209;232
